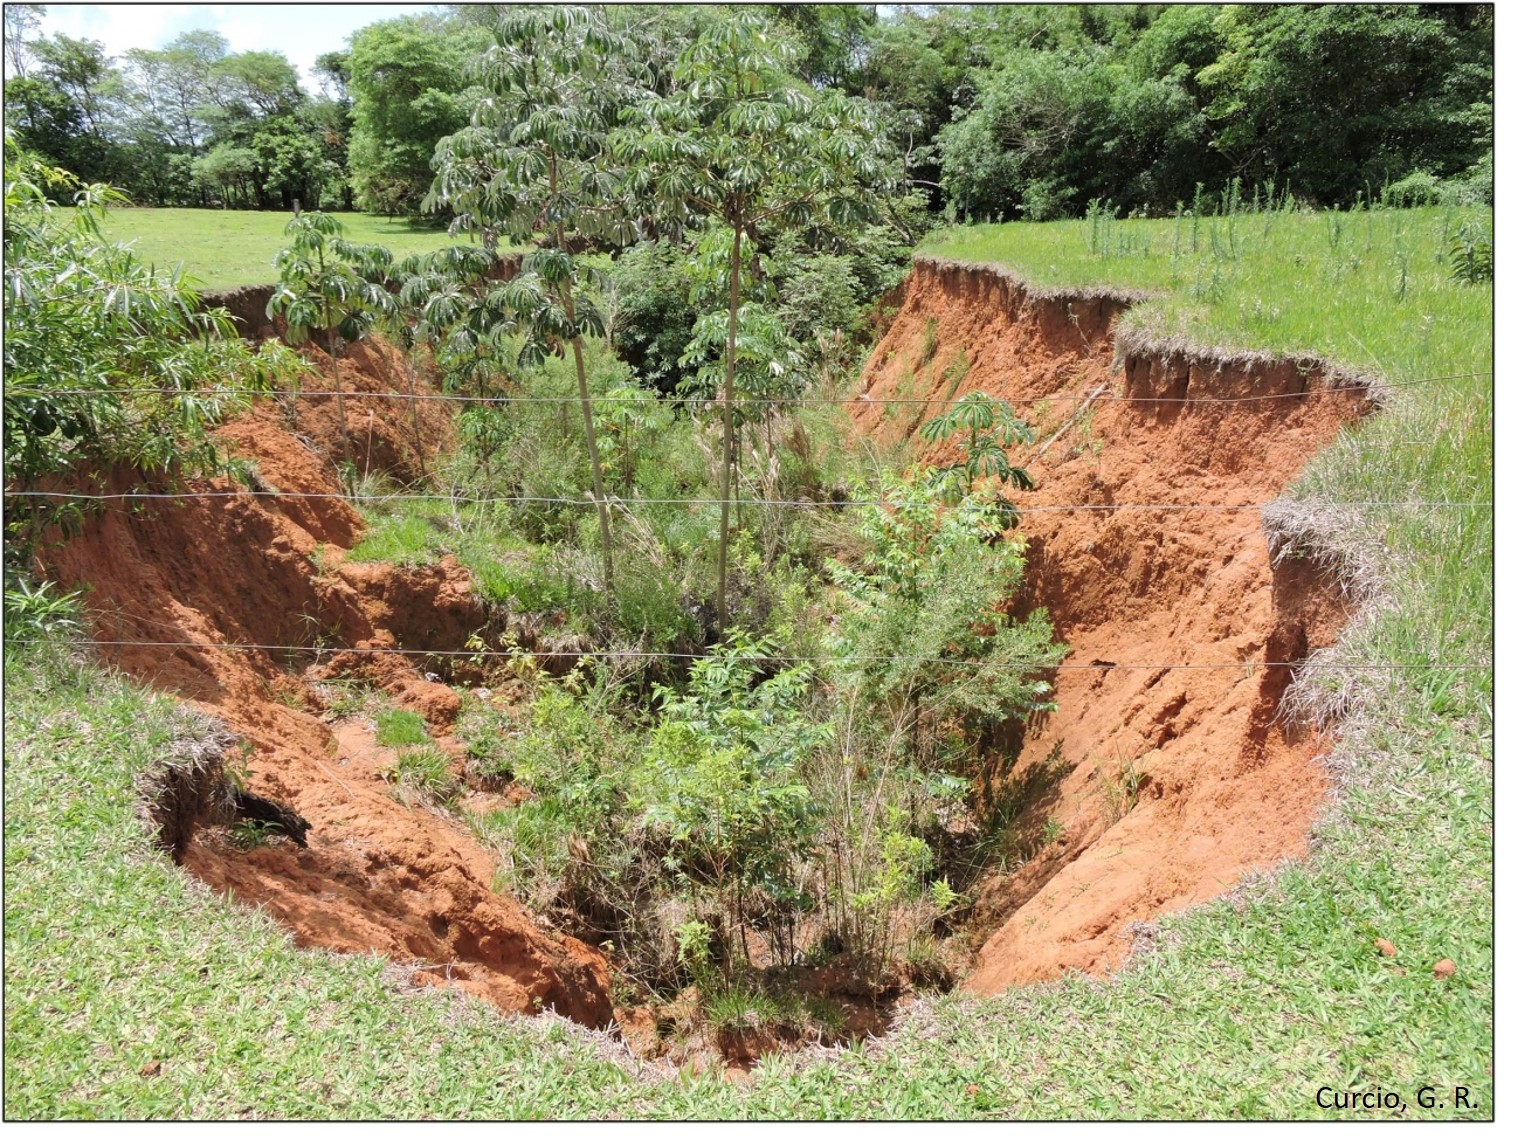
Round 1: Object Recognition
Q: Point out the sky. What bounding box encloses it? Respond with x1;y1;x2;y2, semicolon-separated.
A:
31;3;444;93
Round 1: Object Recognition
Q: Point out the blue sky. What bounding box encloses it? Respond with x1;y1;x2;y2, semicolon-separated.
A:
33;4;443;92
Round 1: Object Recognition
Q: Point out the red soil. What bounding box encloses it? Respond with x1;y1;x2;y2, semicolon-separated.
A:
852;258;1370;993
38;337;613;1029
35;258;1369;1033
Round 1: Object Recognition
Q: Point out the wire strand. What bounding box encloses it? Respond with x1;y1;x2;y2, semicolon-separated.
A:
13;636;1491;671
4;489;1492;511
4;370;1488;408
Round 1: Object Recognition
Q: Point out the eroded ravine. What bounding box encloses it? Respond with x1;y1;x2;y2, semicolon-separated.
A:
39;339;615;1029
852;257;1370;991
40;258;1371;1037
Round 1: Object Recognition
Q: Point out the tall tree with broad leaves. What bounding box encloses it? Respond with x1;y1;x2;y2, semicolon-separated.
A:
266;211;396;472
615;14;888;625
427;6;643;595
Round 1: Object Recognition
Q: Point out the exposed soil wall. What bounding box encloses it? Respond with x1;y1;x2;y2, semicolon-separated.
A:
853;257;1371;992
36;253;1370;1037
38;339;613;1029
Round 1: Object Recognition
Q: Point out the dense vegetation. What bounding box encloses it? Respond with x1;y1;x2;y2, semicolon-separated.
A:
2;192;1492;1114
2;5;1068;1031
3;1;1492;1119
5;4;1492;219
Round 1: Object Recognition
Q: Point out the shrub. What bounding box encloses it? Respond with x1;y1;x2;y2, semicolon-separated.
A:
635;636;828;968
3;143;303;552
827;474;1064;766
1381;170;1445;209
608;241;699;394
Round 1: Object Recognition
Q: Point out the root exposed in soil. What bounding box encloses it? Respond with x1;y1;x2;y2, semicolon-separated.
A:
852;257;1370;992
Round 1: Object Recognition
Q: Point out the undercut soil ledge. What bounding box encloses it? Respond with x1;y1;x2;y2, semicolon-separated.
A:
852;256;1371;992
39;255;1372;1045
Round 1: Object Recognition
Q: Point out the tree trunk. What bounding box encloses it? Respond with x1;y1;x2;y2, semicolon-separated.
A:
561;285;614;595
716;223;743;628
322;273;354;469
330;331;354;470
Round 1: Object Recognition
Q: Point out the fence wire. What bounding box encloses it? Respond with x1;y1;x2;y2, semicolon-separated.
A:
5;369;1489;408
8;636;1490;672
5;489;1491;512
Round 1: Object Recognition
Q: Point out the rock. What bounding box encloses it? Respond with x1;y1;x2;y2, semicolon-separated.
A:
1432;958;1456;979
1374;938;1397;957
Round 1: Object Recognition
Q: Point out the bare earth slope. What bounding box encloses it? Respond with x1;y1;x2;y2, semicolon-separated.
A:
40;340;614;1028
852;258;1369;992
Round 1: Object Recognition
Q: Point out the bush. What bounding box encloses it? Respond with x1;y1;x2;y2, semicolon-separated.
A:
3;144;304;553
1381;170;1446;209
608;241;699;394
635;636;827;968
827;473;1064;766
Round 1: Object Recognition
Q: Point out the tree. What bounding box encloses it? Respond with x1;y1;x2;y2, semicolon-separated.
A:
151;30;229;151
3;141;298;546
616;14;886;625
3;4;44;80
347;14;486;216
192;142;259;208
766;3;876;89
266;212;396;471
28;34;117;138
428;6;643;595
208;50;301;119
251;114;329;210
396;244;518;398
1196;4;1493;203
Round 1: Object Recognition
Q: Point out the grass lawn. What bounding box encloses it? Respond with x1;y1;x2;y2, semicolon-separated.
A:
4;204;1492;1118
96;208;480;291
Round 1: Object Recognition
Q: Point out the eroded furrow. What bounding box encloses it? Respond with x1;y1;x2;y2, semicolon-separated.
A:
853;258;1370;990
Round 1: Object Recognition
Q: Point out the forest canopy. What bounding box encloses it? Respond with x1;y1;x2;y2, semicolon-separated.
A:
3;3;1493;220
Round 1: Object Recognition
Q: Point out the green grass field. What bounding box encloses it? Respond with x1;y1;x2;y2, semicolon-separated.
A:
4;205;1491;1118
97;208;479;291
921;205;1491;718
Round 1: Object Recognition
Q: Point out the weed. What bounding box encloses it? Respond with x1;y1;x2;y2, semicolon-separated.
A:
457;697;521;783
374;708;431;749
1449;221;1491;283
940;346;970;400
1098;751;1142;825
228;818;285;851
1069;403;1102;457
316;679;372;720
386;743;458;806
918;316;939;367
2;575;81;654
